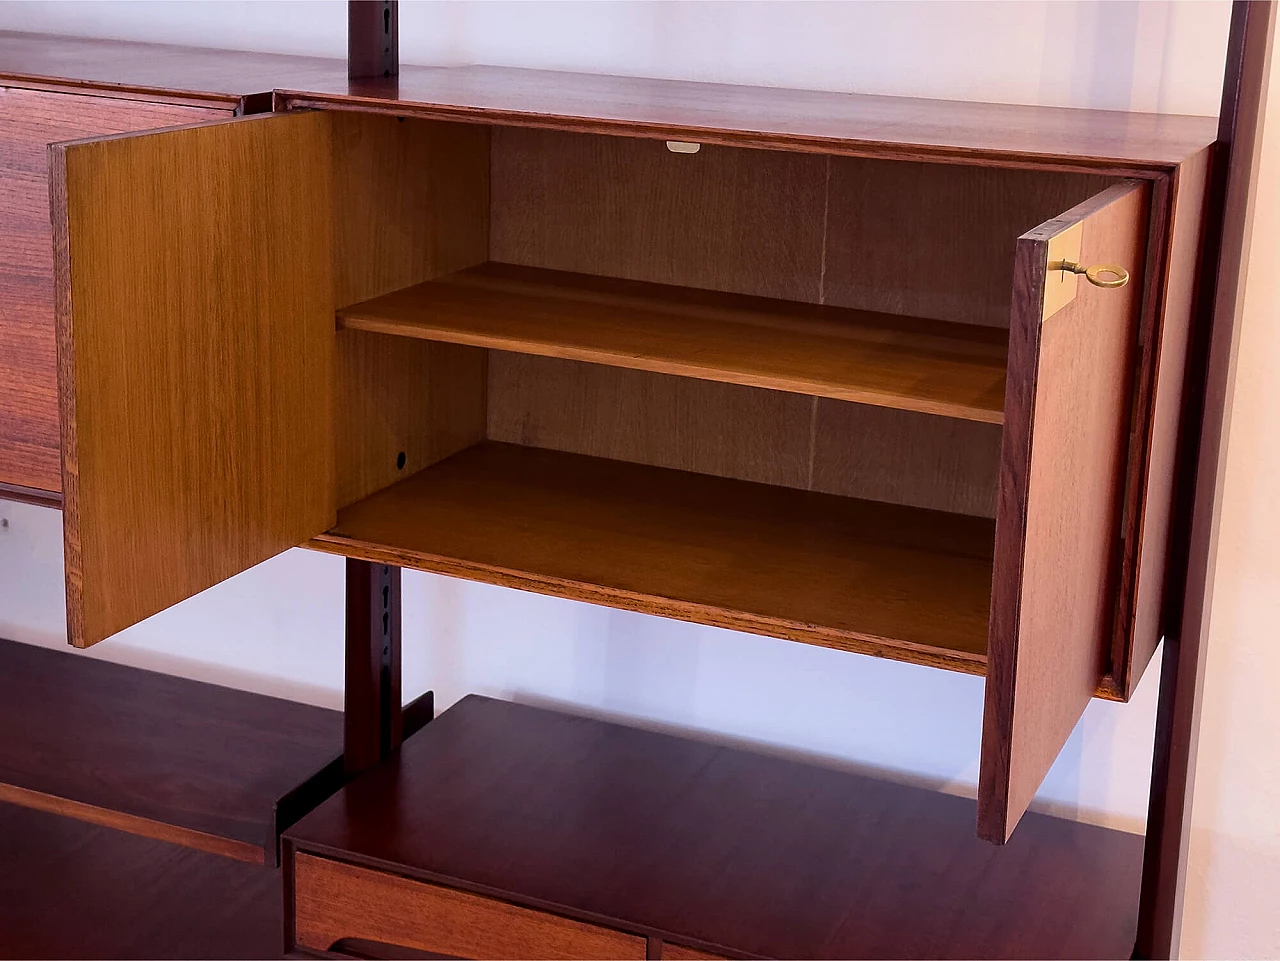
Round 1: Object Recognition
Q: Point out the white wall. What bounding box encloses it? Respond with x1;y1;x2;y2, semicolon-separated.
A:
2;2;1269;957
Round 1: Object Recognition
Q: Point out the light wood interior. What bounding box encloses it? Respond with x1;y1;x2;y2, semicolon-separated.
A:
321;113;1119;670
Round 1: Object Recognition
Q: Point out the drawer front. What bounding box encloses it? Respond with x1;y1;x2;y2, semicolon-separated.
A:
661;943;730;960
0;86;228;496
293;853;647;960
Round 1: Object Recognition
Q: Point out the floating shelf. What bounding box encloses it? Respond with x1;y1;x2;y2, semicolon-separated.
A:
337;263;1009;424
286;695;1145;961
0;639;344;865
312;442;994;672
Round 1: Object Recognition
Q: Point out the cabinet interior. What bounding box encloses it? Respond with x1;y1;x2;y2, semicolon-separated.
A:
324;113;1116;672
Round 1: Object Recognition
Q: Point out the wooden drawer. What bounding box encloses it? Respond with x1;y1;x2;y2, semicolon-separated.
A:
292;853;646;960
49;108;1179;840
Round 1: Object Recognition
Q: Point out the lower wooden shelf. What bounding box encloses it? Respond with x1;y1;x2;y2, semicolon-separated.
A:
312;442;994;674
0;801;283;960
0;638;344;865
284;695;1144;960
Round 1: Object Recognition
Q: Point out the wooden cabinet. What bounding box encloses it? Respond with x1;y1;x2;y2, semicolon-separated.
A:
46;94;1211;840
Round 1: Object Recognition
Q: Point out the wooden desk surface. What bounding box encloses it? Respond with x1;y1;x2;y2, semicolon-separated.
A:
288;695;1144;959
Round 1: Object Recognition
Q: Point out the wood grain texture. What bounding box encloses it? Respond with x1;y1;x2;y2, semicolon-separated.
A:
286;695;1146;960
331;113;489;506
490;126;826;301
659;944;729;961
281;64;1216;171
294;854;646;960
489;353;1001;517
52;111;335;647
979;182;1150;843
0;801;284;960
0;637;342;863
487;352;815;490
824;157;1112;327
0;30;344;102
313;442;994;672
0;86;228;494
336;332;487;509
1111;148;1212;700
340;263;1008;422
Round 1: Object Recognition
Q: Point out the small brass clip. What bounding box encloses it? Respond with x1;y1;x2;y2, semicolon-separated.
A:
1052;261;1130;289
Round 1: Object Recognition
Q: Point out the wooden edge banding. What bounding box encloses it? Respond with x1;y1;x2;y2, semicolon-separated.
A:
0;782;265;864
275;94;1183;179
47;141;86;650
0;73;242;108
977;232;1045;844
0;482;63;509
306;536;988;677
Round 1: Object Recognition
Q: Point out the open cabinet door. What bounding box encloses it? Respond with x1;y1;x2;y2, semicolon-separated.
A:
51;111;335;648
978;181;1150;842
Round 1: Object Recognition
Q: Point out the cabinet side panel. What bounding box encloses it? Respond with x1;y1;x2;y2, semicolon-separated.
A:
54;112;335;647
1115;149;1213;698
332;114;490;506
0;86;228;495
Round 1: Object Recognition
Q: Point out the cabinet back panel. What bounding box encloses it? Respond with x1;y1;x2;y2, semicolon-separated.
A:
332;115;490;506
490;126;1111;328
490;126;826;302
824;159;1114;327
487;352;999;518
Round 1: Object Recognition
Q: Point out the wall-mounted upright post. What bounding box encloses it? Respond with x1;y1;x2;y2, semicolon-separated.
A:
1136;1;1275;957
349;0;398;80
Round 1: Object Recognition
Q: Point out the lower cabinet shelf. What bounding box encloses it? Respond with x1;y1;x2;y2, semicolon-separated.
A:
313;441;994;674
284;695;1143;960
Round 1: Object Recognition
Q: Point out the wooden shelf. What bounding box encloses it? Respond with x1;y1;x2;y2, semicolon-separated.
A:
286;695;1145;960
312;442;994;673
338;263;1009;424
0;638;344;865
0;801;283;960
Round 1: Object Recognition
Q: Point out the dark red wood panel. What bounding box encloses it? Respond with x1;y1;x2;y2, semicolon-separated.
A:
0;801;282;959
0;30;341;100
0;86;228;494
0;638;342;863
288;695;1144;960
282;64;1215;172
980;182;1150;843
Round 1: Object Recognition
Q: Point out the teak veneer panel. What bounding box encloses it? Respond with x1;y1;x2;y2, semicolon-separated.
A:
488;353;1001;518
0;638;342;864
490;126;826;302
51;111;335;647
980;182;1150;842
313;442;994;671
282;63;1217;171
285;695;1145;960
0;85;228;495
339;264;1008;423
294;854;646;960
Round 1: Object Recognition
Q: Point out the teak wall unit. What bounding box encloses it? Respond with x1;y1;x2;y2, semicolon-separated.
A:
0;4;1265;955
47;70;1212;846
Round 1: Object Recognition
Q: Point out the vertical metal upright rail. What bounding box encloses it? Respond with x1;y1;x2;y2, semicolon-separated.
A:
343;1;404;776
1136;2;1275;957
349;0;398;81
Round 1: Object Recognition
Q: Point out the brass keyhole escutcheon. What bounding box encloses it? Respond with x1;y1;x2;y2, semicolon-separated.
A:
1052;261;1130;289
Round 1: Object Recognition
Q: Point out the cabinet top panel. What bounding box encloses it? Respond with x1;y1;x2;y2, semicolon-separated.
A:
2;32;1216;171
287;65;1217;172
0;31;341;103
